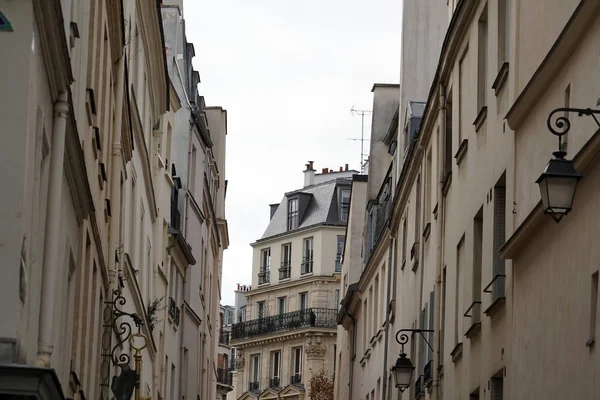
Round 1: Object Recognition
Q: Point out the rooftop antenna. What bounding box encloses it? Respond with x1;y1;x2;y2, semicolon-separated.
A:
349;106;372;174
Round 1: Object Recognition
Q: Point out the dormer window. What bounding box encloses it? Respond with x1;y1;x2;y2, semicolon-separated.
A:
287;198;299;230
340;189;350;222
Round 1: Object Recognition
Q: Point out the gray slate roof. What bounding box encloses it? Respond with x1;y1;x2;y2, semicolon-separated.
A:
260;178;351;240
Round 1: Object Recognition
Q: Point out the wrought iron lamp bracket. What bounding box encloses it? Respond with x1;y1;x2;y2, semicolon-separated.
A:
395;328;434;354
547;107;600;151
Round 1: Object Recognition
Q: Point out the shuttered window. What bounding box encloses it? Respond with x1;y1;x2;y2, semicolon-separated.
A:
491;376;503;400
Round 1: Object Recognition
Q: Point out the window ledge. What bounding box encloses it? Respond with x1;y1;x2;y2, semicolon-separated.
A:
279;277;291;282
442;172;452;196
492;62;510;96
465;322;482;339
451;342;463;363
454;138;468;165
484;297;506;317
300;272;314;278
423;223;431;242
473;106;488;132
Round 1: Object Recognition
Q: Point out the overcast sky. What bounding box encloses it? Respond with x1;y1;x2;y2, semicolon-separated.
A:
182;0;402;305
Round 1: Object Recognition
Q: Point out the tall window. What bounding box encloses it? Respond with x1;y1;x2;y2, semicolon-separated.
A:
189;145;196;195
302;237;313;274
402;217;408;266
455;236;465;345
492;177;506;301
251;354;260;384
257;301;266;318
497;0;509;68
278;297;286;315
444;93;453;180
299;292;308;311
271;351;281;387
280;243;291;280
472;208;484;323
477;5;489;111
441;267;447;363
261;248;271;272
336;236;345;272
335;289;340;309
340;189;350;222
459;50;468;142
425;150;432;225
292;347;302;381
287;198;299;230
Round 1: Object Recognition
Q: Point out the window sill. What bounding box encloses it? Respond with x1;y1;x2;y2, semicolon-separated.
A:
465;322;482;339
484;297;506;317
279;277;291;282
454;138;468;165
451;342;463;363
492;62;509;96
300;272;314;278
473;106;488;132
423;223;431;242
442;172;452;197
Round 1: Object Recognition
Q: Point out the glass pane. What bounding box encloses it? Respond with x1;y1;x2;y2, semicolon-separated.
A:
547;176;577;210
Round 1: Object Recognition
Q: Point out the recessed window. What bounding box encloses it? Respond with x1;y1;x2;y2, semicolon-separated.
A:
287;198;299;230
299;292;308;311
280;243;292;280
301;238;314;274
292;347;303;383
278;297;286;315
336;236;345;272
257;301;267;318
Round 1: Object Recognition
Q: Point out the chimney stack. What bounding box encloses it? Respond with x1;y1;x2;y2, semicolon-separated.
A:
304;161;316;187
339;166;343;172
345;163;349;171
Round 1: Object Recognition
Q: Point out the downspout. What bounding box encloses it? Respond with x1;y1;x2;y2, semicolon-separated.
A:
433;85;447;400
347;310;357;400
382;235;395;400
36;90;69;366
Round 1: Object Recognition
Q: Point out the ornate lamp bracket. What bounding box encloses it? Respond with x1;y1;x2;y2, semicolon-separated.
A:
546;107;600;151
395;329;434;354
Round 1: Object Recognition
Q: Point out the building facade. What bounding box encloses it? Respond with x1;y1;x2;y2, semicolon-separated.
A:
231;164;355;400
336;1;600;400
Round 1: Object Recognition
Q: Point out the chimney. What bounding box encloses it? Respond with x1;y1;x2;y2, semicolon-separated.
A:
339;166;343;172
345;163;349;171
304;161;316;187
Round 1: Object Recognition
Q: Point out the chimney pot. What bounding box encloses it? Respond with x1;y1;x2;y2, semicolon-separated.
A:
345;163;349;171
340;166;343;172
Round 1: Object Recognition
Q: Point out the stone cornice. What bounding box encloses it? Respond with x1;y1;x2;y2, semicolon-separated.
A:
245;275;339;297
231;328;335;349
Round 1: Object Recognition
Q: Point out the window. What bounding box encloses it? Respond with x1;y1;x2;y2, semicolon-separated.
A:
271;351;281;387
492;177;506;302
470;207;484;324
278;297;286;315
335;289;340;309
189;145;196;195
362;298;368;352
292;347;302;377
441;267;447;362
257;301;267;318
259;248;271;285
251;354;260;383
287;198;299;230
459;50;468;141
302;237;313;274
444;93;453;184
340;189;350;222
498;0;509;68
401;217;407;266
455;236;465;345
491;375;503;400
589;271;598;347
415;175;421;241
299;292;308;311
425;150;432;225
477;5;488;111
336;236;345;272
280;243;291;280
373;275;379;331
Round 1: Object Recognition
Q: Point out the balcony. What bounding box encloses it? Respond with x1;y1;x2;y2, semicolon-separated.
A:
258;269;270;285
279;262;291;280
269;377;280;388
249;381;260;393
217;368;233;387
335;254;342;272
168;297;180;326
218;331;230;346
301;254;313;275
290;373;302;385
231;308;337;341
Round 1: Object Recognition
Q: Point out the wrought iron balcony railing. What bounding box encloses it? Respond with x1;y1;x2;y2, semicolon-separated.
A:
335;254;342;272
415;375;424;399
301;255;313;275
216;368;232;386
279;262;291;279
269;377;280;388
231;308;337;341
423;360;433;387
218;331;230;345
168;297;180;326
258;270;270;285
290;373;302;385
249;381;260;393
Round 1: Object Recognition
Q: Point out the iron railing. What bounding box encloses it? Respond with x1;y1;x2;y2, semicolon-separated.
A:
279;262;291;279
258;270;270;285
415;375;424;399
218;331;230;345
290;373;302;385
301;253;313;275
231;308;337;341
269;377;280;388
249;381;260;392
168;297;180;326
217;368;232;386
423;360;433;386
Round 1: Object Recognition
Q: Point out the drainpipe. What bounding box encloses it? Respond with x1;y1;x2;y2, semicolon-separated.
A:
382;235;395;400
36;91;69;367
341;307;357;400
433;85;447;400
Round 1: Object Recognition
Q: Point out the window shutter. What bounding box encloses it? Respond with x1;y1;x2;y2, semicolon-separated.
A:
491;377;503;400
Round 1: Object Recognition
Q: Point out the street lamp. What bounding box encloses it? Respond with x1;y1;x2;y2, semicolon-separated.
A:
538;107;600;222
391;329;433;392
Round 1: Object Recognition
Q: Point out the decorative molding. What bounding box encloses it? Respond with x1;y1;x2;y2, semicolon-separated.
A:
305;345;326;359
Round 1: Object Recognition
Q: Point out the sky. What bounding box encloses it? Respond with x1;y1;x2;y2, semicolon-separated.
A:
182;0;402;305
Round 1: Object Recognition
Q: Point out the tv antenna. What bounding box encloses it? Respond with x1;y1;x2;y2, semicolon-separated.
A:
349;106;372;173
